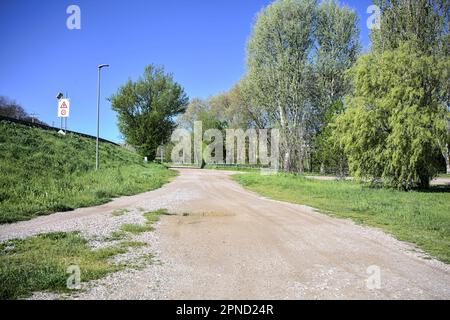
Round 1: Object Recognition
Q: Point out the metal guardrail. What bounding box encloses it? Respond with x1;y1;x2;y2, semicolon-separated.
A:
0;115;119;146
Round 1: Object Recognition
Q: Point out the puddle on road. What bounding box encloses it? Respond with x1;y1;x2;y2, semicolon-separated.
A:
172;211;235;225
180;211;234;218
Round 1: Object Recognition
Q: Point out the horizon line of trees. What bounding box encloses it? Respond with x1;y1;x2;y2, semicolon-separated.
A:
174;0;450;189
112;0;449;190
0;96;47;126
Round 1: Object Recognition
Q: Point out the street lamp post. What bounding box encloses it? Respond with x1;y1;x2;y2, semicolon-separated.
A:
96;64;109;171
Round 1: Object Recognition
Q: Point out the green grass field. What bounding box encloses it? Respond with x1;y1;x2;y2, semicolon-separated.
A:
0;208;171;299
0;232;127;299
234;173;450;263
0;121;176;223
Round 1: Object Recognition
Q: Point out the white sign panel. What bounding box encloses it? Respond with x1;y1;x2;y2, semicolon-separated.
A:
58;99;70;118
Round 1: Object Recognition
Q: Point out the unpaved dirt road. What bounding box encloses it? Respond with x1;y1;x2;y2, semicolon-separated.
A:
1;169;449;299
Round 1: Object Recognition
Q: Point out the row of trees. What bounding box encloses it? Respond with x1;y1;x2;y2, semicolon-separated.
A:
175;0;449;189
178;0;360;172
111;0;449;189
0;96;47;125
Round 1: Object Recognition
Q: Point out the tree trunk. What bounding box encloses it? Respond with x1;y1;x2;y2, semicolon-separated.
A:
419;175;430;189
279;104;291;173
446;145;450;174
338;153;346;178
320;162;325;174
283;151;291;172
297;125;305;173
298;155;305;173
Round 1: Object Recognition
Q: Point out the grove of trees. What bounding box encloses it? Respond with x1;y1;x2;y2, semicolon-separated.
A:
178;0;361;172
0;96;47;125
118;0;449;190
178;0;449;189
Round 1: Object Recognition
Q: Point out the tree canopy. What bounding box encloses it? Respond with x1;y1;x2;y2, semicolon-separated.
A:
331;0;450;188
371;0;449;55
171;0;449;186
334;42;449;188
246;0;360;172
110;65;188;160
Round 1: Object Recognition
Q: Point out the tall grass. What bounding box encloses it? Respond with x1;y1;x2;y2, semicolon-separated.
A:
234;173;450;263
0;121;176;223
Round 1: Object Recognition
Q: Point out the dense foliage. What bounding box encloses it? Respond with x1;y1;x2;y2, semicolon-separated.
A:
334;43;449;188
110;65;188;160
173;0;449;188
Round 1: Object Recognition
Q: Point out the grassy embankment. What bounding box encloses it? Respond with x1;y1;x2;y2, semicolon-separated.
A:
234;173;450;263
0;120;176;223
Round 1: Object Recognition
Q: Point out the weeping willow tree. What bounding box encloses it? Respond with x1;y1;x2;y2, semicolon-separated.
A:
335;43;449;189
334;0;450;188
372;1;449;174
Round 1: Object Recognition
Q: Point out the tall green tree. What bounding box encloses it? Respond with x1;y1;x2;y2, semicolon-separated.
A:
246;0;359;172
247;0;317;172
371;0;449;55
334;42;449;189
339;0;450;178
110;65;188;160
313;0;360;114
312;0;360;173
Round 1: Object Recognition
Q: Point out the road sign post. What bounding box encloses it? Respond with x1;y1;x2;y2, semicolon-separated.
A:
58;98;70;131
58;99;70;118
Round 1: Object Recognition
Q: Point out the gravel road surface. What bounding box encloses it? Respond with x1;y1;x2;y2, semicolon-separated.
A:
1;169;449;299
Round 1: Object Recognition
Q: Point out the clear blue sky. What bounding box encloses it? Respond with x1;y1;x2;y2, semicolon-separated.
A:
0;0;373;142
